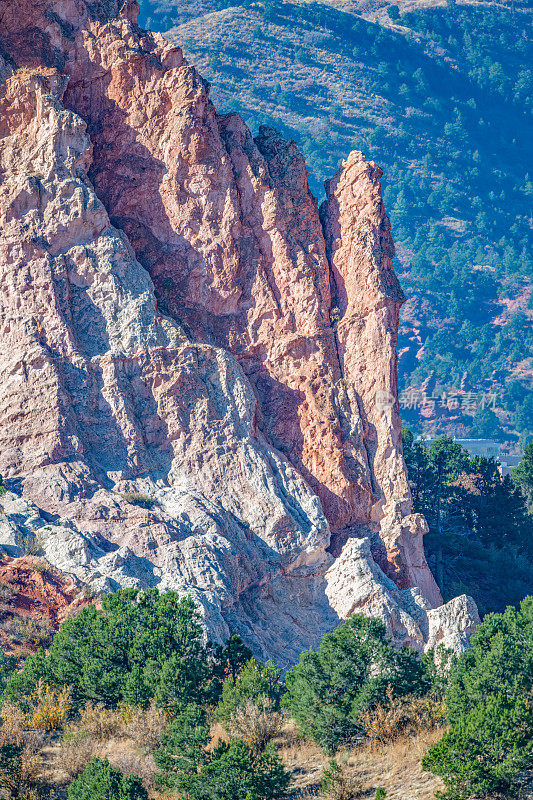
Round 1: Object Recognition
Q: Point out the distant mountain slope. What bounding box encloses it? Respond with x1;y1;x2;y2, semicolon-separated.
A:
140;0;533;443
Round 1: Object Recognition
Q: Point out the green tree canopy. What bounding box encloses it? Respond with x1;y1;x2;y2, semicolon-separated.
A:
282;614;426;752
513;442;533;511
154;703;210;790
212;635;253;684
67;757;148;800
470;407;503;439
446;597;533;723
402;432;471;530
423;598;533;799
215;658;283;724
388;4;400;20
184;740;289;800
5;589;213;710
423;693;533;800
155;705;289;800
402;430;533;611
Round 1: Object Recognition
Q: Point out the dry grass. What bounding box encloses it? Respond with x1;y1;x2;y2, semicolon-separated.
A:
0;702;27;744
77;702;122;742
27;682;72;732
1;614;54;649
276;720;326;797
50;701;168;791
220;700;284;755
59;735;94;779
57;732;158;787
102;742;158;790
276;719;445;800
347;729;445;800
208;720;231;751
120;700;167;751
359;690;446;746
0;705;43;798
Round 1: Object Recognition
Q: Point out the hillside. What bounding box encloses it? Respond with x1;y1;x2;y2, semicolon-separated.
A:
1;3;532;799
140;0;533;443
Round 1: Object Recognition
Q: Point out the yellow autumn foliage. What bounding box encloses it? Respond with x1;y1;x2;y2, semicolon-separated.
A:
359;686;446;746
26;680;72;731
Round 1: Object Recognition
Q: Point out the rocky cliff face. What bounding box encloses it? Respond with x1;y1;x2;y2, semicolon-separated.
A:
0;0;479;663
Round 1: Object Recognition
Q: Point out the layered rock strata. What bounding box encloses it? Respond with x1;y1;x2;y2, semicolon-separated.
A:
0;0;478;662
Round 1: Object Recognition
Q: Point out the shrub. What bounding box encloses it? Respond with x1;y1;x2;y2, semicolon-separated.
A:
2;616;53;649
0;703;27;748
26;680;71;731
186;739;290;800
283;615;426;752
224;700;283;756
446;598;533;724
78;583;97;601
155;706;289;799
60;734;95;779
321;760;364;800
110;751;157;792
387;4;400;20
0;706;42;799
121;700;166;750
0;581;15;604
154;703;210;790
78;702;121;742
5;590;212;711
359;687;446;745
121;493;155;510
19;534;42;557
422;693;533;799
215;658;284;753
67;757;148;800
0;743;33;800
60;701;166;779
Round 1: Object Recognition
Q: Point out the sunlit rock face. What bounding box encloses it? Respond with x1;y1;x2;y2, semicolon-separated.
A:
0;0;478;664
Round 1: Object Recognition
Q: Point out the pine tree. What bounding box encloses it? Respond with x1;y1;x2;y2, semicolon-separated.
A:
513;443;533;511
67;758;148;800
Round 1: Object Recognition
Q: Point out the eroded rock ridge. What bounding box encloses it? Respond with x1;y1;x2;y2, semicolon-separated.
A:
0;0;479;662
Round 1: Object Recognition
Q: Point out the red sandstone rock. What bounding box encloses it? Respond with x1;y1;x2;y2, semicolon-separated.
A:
0;0;476;660
0;556;86;652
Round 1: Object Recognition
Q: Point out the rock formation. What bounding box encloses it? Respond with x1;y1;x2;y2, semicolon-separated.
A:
0;0;479;664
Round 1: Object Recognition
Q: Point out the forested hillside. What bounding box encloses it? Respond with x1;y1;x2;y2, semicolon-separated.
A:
138;0;533;442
